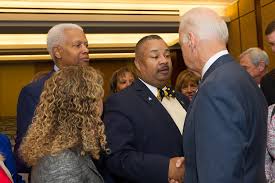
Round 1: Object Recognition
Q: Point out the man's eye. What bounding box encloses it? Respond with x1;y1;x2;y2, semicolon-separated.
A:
151;56;159;59
165;54;171;58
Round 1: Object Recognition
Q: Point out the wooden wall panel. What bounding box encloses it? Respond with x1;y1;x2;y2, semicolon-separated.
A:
91;59;135;99
0;63;35;116
261;1;275;71
226;2;239;21
239;0;255;16
228;19;241;58
240;12;258;51
260;0;274;6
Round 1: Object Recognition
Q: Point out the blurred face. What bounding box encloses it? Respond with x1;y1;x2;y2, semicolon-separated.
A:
239;54;259;78
267;31;275;53
181;81;198;101
57;28;89;67
116;72;135;92
135;39;172;88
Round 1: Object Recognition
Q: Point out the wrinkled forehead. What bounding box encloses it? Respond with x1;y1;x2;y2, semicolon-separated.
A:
142;39;169;53
63;28;87;42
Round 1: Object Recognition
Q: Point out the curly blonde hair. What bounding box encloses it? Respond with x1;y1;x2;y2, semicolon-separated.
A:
19;66;108;166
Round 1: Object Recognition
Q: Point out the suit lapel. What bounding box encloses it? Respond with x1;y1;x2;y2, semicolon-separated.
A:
133;79;183;135
132;79;160;106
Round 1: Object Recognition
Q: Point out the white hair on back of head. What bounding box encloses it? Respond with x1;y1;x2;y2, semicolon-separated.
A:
240;47;269;66
47;23;83;60
179;7;228;44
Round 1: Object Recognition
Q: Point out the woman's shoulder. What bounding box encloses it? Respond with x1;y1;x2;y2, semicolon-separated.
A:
0;134;10;144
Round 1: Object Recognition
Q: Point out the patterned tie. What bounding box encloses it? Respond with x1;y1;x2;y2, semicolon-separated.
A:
157;86;176;101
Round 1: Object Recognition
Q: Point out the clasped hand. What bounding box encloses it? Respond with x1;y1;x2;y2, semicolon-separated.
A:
168;157;185;183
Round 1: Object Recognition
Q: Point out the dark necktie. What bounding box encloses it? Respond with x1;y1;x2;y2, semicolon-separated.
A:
157;86;176;101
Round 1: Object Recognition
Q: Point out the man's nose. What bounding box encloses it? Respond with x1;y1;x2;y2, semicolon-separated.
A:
82;45;89;53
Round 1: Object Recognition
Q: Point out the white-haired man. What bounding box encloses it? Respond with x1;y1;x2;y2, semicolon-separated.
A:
178;7;267;183
14;23;89;175
239;47;269;86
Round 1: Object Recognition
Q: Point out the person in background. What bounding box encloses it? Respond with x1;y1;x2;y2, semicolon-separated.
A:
175;69;200;101
19;66;108;183
14;23;90;174
179;7;267;183
239;47;269;86
261;20;275;105
265;104;275;183
103;35;189;183
0;133;24;183
110;66;136;93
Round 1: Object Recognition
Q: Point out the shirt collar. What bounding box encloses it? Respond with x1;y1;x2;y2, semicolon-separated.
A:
201;50;228;78
139;78;158;97
54;65;60;72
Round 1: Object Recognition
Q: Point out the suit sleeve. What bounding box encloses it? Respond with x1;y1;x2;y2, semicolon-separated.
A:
103;97;170;183
194;82;247;183
14;86;37;173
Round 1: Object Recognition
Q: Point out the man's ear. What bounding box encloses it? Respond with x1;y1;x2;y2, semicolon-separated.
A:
257;61;266;72
53;46;62;59
188;32;196;50
134;59;141;72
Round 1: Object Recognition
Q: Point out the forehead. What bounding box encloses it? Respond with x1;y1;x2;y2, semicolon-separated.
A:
118;71;133;79
142;39;169;53
63;28;87;43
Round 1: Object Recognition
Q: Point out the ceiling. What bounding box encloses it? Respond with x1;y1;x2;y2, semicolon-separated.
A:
0;0;236;61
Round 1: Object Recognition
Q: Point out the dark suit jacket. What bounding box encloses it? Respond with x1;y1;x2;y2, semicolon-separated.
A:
103;79;189;183
261;69;275;105
183;54;267;183
14;71;53;173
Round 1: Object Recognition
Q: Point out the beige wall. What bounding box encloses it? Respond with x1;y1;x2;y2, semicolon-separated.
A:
227;0;275;70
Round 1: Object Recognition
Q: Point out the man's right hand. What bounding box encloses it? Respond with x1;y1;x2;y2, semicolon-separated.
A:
168;157;185;183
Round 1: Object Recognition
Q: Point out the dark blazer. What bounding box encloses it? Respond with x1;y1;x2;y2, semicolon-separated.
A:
31;149;104;183
183;54;267;183
14;71;54;173
103;79;189;183
261;69;275;105
0;134;25;183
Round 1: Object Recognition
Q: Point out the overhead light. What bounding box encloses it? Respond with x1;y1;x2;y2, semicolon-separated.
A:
0;53;135;62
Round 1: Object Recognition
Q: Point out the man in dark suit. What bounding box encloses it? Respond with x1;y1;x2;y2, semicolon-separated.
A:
178;8;267;183
103;35;189;183
261;20;275;105
14;23;90;173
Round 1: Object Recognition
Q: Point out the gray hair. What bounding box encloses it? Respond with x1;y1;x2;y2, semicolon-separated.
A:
179;7;228;44
47;23;83;59
240;47;269;66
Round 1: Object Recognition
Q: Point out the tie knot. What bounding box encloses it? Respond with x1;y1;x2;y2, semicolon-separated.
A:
157;86;176;101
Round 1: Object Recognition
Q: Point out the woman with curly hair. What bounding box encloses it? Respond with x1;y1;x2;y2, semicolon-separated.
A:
19;66;108;183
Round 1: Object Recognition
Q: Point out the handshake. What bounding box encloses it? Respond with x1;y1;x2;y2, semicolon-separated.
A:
168;157;185;183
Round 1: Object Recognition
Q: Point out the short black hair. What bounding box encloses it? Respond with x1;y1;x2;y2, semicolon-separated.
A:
265;20;275;35
135;35;164;58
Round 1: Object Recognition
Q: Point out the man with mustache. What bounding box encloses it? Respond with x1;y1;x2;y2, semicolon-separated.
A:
14;23;90;175
103;35;189;183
